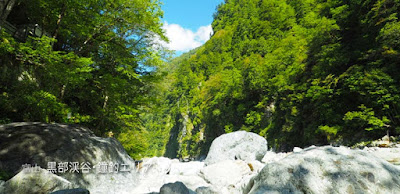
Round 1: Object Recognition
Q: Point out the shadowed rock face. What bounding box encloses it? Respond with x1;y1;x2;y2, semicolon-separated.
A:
0;122;137;193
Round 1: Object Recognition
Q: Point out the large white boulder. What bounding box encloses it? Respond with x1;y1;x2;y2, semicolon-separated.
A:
204;131;268;165
200;160;251;187
169;161;204;176
138;157;178;176
245;146;400;194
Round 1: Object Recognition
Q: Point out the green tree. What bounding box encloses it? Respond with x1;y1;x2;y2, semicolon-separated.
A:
0;0;167;158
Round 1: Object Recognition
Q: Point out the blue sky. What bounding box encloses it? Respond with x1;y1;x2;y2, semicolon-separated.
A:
159;0;224;55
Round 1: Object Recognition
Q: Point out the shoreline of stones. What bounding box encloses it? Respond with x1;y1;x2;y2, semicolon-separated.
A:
1;123;400;194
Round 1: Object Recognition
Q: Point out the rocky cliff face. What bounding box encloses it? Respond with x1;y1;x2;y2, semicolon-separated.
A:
1;123;400;194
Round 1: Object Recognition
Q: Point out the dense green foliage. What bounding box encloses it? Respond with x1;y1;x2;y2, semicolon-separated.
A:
3;0;400;159
0;169;12;181
149;0;400;158
0;0;167;158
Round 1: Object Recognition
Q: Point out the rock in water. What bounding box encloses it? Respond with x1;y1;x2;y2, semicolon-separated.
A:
204;131;268;165
0;122;137;194
159;182;190;194
1;168;73;194
245;146;400;194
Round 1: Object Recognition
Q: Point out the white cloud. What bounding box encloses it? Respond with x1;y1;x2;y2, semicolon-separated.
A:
161;22;213;52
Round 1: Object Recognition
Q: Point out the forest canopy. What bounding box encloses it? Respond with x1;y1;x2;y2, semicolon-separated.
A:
0;0;167;158
1;0;400;159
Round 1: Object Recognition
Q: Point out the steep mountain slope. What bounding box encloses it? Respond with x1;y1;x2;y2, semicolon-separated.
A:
149;0;400;157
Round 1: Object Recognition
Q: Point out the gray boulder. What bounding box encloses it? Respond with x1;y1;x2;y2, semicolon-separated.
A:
245;146;400;194
50;188;90;194
0;168;73;194
159;182;189;194
195;186;218;194
0;122;137;194
204;131;268;165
